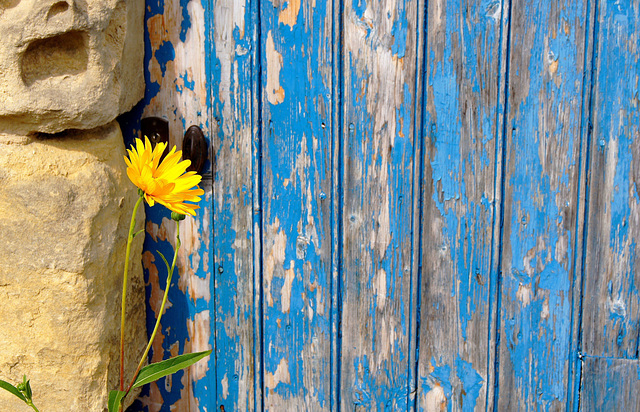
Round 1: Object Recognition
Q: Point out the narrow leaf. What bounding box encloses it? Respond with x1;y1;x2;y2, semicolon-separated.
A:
133;350;212;388
156;250;171;274
24;378;32;400
108;390;126;412
0;379;27;403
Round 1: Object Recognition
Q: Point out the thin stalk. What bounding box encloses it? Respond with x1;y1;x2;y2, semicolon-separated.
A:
120;195;145;392
26;401;39;412
124;220;181;397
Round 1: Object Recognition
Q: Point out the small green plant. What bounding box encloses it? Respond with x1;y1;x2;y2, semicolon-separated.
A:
1;137;210;411
0;375;39;412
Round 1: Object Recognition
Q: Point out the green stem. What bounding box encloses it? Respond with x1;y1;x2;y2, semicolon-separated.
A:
124;220;181;397
26;401;39;412
120;195;145;392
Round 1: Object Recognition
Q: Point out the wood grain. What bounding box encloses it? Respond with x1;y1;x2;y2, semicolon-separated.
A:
132;1;640;410
416;0;506;411
340;0;419;409
581;0;640;359
580;357;640;411
210;0;258;410
496;0;590;410
258;0;334;409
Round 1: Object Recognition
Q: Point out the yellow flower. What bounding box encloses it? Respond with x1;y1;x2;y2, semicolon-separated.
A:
124;137;205;216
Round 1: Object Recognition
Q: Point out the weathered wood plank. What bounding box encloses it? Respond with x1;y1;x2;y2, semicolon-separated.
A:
580;357;640;411
416;0;506;410
210;0;258;410
329;0;344;409
496;1;590;410
566;0;598;408
340;0;419;409
133;0;215;410
581;0;640;359
259;0;334;409
406;0;426;408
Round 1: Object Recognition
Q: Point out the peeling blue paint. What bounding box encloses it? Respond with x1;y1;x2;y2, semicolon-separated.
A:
391;10;408;58
539;259;570;292
429;359;452;400
353;0;367;20
455;356;484;412
131;0;640;410
154;42;176;82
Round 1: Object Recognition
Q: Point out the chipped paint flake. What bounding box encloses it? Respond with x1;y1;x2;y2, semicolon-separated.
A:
374;268;387;308
278;0;301;28
424;385;447;411
265;358;291;390
281;263;296;313
265;218;287;307
187;310;212;380
266;31;285;105
516;284;531;307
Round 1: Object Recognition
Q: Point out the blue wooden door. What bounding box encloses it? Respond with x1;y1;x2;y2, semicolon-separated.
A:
121;0;640;410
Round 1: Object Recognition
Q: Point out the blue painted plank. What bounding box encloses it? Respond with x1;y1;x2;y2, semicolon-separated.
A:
340;0;420;410
416;0;506;410
258;0;334;409
209;0;259;410
329;0;345;410
566;0;598;408
581;0;640;359
124;1;216;410
496;0;590;410
580;357;640;411
126;1;640;410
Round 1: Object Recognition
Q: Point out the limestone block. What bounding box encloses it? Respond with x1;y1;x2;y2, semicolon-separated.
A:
0;0;144;135
0;121;147;411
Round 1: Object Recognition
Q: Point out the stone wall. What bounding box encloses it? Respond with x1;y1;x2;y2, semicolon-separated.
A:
0;1;146;410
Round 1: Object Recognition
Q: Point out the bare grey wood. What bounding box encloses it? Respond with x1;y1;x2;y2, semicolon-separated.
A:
415;0;506;410
340;0;420;409
496;0;590;410
580;357;640;412
581;0;640;359
211;0;258;409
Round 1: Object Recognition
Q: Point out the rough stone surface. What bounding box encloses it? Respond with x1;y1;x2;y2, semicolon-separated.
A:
0;122;147;411
0;0;144;135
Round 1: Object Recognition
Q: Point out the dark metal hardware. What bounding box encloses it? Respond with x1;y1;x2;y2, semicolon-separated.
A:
182;125;208;174
141;117;169;154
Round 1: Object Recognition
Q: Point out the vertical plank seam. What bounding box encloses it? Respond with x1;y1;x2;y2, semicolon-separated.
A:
204;0;219;406
330;0;345;409
486;0;513;410
407;0;428;410
566;0;600;410
252;0;265;408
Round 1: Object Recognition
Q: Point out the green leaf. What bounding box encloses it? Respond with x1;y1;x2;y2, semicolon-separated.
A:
156;250;171;273
107;390;126;412
24;376;32;400
133;350;212;388
0;379;27;403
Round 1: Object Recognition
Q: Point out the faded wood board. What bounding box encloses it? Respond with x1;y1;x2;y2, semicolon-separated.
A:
127;0;640;410
210;0;258;410
131;0;215;410
340;0;419;409
581;0;640;359
258;0;334;409
496;0;590;410
416;0;506;410
580;357;640;411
